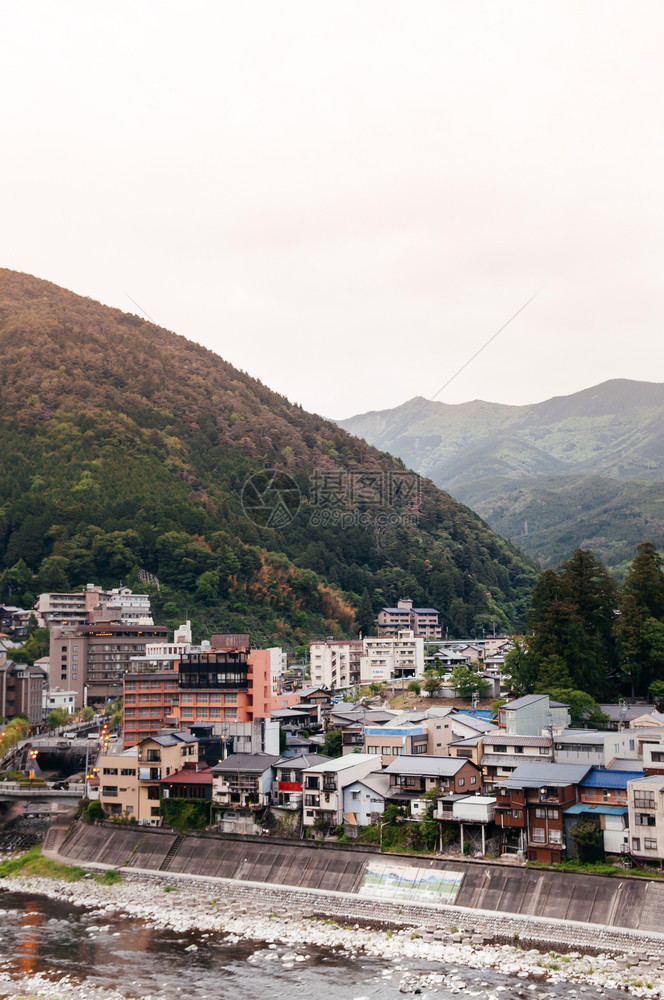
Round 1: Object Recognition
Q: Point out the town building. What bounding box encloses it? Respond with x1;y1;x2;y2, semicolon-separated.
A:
42;688;77;719
359;630;425;684
272;753;331;811
433;794;497;856
342;772;391;830
384;755;482;803
50;622;170;706
498;694;571;736
481;733;554;789
301;754;382;829
553;730;639;768
376;598;442;639
627;774;664;862
0;642;47;724
211;752;281;833
495;762;591;863
97;730;198;824
309;639;363;690
35;583;152;629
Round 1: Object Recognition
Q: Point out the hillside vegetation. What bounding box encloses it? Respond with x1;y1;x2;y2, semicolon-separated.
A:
0;269;537;643
340;382;664;570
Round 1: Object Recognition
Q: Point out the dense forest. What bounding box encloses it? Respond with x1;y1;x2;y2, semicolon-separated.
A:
0;269;538;643
508;542;664;707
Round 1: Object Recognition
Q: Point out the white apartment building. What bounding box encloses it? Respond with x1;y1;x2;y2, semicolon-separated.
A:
35;583;152;628
309;640;363;690
627;775;664;860
359;630;424;684
42;688;77;717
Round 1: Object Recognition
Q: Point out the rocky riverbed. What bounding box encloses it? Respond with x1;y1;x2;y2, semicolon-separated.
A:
2;870;664;999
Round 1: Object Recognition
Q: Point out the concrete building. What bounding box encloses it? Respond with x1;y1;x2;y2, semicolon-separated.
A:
43;688;77;718
627;774;664;862
0;642;47;724
553;730;639;768
309;639;363;690
376;598;442;639
359;631;424;685
498;695;571;736
301;754;382;829
97;730;198;824
50;622;170;705
35;583;152;629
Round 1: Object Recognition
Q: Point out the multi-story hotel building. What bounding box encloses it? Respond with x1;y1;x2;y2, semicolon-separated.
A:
376;598;442;639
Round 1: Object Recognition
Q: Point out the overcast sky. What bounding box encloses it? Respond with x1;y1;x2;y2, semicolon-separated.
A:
2;1;663;419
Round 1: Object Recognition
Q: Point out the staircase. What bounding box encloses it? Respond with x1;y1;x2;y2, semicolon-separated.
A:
159;833;184;872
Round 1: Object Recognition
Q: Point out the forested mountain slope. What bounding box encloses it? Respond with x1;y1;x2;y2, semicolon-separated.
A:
0;269;537;642
340;382;664;571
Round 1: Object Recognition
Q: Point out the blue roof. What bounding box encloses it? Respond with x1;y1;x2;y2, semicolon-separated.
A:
581;767;644;789
565;804;628;816
457;709;496;721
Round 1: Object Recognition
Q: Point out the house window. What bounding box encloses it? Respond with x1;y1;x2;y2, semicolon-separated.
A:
181;708;194;718
632;837;641;850
547;808;559;819
351;791;360;800
634;792;655;808
470;776;476;784
629;740;635;751
539;746;549;755
535;808;546;818
458;778;465;787
644;838;657;850
532;828;545;843
102;768;118;775
549;829;562;844
224;693;238;704
224;709;237;719
636;813;657;826
151;807;160;817
382;746;391;755
511;810;521;819
367;746;379;754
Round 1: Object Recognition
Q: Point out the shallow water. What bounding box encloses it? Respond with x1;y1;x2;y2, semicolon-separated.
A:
0;888;636;999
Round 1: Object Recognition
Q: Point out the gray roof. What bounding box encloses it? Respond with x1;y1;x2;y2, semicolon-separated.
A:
271;708;311;719
486;734;552;747
599;703;653;722
481;754;519;768
384;755;470;777
452;714;497;733
503;762;592;788
350;772;391;797
210;752;281;774
275;753;331;769
146;731;197;747
449;734;485;747
502;694;549;711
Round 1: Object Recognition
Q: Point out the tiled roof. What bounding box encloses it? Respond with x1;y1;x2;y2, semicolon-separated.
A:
503;762;592;788
486;734;552;747
210;752;281;774
384;755;469;777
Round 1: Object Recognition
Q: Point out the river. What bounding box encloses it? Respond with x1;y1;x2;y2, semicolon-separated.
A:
0;887;636;1000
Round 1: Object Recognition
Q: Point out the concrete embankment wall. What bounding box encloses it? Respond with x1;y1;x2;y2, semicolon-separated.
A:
57;821;664;936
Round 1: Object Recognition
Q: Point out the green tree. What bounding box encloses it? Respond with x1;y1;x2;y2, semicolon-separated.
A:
356;588;375;637
518;551;618;700
569;820;604;863
407;680;421;696
45;708;70;730
616;544;664;698
544;688;609;729
321;729;343;758
649;679;664;710
450;665;490;700
422;674;443;698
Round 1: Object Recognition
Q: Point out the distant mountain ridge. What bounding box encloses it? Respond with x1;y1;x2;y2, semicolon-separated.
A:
0;269;538;642
339;381;664;571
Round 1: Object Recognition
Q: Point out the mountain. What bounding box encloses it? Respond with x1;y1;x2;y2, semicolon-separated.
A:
0;269;538;643
339;381;664;571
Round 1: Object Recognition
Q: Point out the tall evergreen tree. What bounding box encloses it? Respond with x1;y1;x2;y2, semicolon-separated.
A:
616;544;664;697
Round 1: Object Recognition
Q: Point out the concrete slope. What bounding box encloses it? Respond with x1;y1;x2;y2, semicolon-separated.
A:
57;821;659;933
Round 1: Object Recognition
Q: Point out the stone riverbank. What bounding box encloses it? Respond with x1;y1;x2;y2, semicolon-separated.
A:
3;867;664;999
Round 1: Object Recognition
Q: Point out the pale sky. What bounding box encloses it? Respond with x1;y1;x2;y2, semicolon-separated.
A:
2;1;663;419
